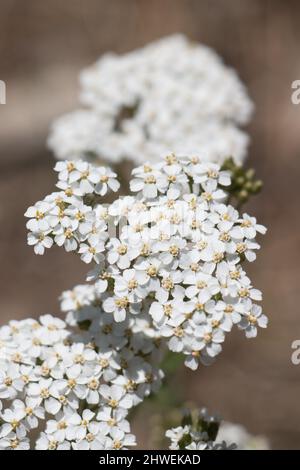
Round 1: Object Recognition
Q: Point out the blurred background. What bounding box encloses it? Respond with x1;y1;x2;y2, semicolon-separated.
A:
0;0;299;449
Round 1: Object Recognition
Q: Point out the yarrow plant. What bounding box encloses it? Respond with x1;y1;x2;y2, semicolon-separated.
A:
166;408;236;450
48;35;253;167
0;153;267;450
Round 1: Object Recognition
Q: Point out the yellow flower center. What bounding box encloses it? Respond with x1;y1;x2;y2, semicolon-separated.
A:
145;175;156;184
88;379;99;390
241;219;252;227
248;314;257;325
173;327;184;338
161;277;174;290
108;399;119;408
147;266;157;277
163;304;173;317
169;245;179;257
117;244;127;255
58;420;67;430
115;297;129;309
143;165;152;173
168;175;177;183
74;354;85;364
35;210;44;220
213;252;224;263
236;243;246;254
4;377;12;386
196;281;207;289
128;279;138;290
40;388;50;399
10;438;19;449
99;358;109;368
202;192;212;201
207;170;218;179
204;333;212;343
165;154;177;165
239;288;249;298
64;229;73;239
113;440;122;449
225;305;234;314
68;379;77;389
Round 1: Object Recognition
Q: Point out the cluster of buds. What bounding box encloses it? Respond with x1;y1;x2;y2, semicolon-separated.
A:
221;158;263;206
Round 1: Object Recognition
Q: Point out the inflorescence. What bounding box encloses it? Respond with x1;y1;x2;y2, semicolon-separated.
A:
0;153;267;450
48;35;253;166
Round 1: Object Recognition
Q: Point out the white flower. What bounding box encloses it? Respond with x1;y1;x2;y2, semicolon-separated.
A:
60;284;96;311
0;408;27;438
25;201;53;232
38;314;68;345
67;409;96;441
35;432;71;450
27;231;53;255
0;432;30;450
54;226;78;252
193;324;225;357
184;349;214;370
96;407;129;435
0;364;24;399
156;273;184;304
184;271;219;301
99;385;132;411
72;423;104;450
107;238;140;269
27;378;65;415
239;214;267;239
79;241;105;264
44;408;78;442
56;161;100;195
103;428;136;450
95;167;120;195
102;296;129;322
114;269;148;301
12;398;45;429
239;301;268;338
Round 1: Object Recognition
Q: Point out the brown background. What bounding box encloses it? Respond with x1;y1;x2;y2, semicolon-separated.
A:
0;0;300;449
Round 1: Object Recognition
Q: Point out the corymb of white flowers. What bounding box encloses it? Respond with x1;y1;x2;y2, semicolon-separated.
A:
25;154;267;367
48;35;253;166
0;154;267;450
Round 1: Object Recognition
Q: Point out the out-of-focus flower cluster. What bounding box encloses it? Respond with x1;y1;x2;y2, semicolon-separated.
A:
166;408;236;450
0;308;163;450
48;35;253;166
216;422;270;450
25;155;267;374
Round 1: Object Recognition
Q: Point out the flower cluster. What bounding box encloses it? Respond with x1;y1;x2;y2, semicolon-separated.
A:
25;154;267;373
48;35;253;166
0;307;162;450
216;421;270;450
25;160;119;255
166;408;236;450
